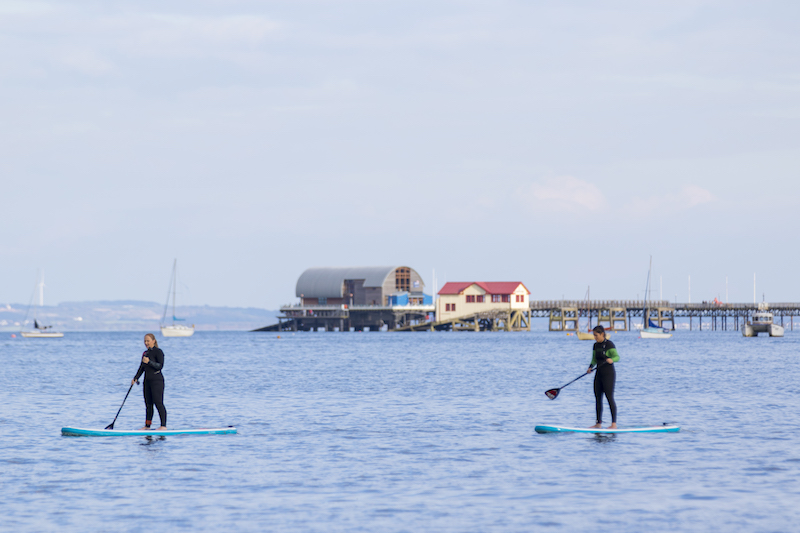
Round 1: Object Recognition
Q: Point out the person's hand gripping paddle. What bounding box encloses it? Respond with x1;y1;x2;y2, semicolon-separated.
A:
545;364;603;400
104;364;143;430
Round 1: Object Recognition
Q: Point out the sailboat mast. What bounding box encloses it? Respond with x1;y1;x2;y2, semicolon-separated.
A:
172;259;177;325
643;257;652;328
39;270;45;307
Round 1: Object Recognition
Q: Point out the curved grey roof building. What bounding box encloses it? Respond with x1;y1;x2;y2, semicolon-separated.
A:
295;266;425;306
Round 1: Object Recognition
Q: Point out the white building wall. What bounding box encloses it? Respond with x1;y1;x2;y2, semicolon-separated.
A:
437;283;529;322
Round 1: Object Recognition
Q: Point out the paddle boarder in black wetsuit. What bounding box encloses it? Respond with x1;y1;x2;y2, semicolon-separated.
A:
587;325;619;429
132;333;167;430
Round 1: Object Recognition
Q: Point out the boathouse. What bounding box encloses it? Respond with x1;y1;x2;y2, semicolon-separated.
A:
255;266;434;332
420;282;532;331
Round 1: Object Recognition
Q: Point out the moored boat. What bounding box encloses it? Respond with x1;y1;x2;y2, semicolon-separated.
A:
640;257;672;339
640;327;671;339
576;330;611;340
575;286;612;340
20;271;63;338
160;259;195;337
743;302;784;337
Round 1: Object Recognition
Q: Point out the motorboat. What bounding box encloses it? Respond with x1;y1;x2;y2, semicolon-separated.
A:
742;302;784;337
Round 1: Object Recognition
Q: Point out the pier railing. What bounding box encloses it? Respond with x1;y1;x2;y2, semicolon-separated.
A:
529;300;800;331
530;300;671;310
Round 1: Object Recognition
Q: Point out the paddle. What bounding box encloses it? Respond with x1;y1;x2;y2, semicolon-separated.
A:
105;365;142;430
545;363;605;400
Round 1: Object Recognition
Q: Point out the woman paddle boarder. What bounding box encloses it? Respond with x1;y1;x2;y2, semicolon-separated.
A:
587;325;619;429
132;333;167;430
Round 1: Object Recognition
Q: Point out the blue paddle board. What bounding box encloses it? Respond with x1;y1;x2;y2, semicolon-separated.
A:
61;426;237;437
535;424;679;434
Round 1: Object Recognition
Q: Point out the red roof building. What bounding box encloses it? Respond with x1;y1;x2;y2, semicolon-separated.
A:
438;282;530;296
436;282;530;322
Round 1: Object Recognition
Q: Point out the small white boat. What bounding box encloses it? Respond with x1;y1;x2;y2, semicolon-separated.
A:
640;327;672;339
161;324;195;337
743;303;784;337
20;271;63;338
160;259;195;337
21;328;64;339
639;257;671;339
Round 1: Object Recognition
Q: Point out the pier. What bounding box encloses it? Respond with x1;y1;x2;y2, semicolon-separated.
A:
533;300;800;331
254;303;434;332
256;300;800;332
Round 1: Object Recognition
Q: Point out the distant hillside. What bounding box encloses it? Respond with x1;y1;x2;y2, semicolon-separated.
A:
0;301;279;332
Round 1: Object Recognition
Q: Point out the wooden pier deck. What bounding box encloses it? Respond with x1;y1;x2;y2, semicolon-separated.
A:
531;300;800;331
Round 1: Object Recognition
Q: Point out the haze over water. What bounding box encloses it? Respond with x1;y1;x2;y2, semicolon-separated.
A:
2;331;798;531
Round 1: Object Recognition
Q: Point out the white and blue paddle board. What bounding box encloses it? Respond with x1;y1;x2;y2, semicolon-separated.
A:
535;424;679;434
61;426;237;437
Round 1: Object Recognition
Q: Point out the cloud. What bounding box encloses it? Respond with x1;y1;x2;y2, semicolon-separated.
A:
681;184;716;207
629;185;716;214
522;176;607;213
57;48;114;75
127;14;281;55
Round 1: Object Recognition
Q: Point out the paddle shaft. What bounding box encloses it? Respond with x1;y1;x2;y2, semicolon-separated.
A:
105;365;143;429
546;362;608;399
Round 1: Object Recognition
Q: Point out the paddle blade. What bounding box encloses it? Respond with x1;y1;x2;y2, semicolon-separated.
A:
545;388;559;400
104;422;115;430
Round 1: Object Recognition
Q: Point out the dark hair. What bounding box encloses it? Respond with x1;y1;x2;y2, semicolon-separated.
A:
144;333;159;348
592;325;605;334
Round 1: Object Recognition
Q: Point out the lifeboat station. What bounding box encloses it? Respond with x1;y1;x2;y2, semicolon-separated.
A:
263;266;434;332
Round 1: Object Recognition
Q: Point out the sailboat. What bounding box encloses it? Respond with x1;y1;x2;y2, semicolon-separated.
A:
20;271;64;338
640;257;672;339
160;259;195;337
576;286;610;340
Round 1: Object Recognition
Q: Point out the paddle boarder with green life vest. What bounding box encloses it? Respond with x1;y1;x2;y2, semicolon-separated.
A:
588;325;619;429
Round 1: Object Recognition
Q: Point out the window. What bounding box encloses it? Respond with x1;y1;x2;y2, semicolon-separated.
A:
446;303;451;311
466;295;475;303
452;303;456;312
318;297;327;305
502;295;510;303
476;295;484;303
395;268;410;292
492;295;501;303
515;294;524;303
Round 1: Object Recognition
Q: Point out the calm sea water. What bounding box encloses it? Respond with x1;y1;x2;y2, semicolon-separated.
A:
1;330;798;532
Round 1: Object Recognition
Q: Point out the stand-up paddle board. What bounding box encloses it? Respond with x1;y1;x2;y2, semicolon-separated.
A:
535;424;679;434
61;427;237;437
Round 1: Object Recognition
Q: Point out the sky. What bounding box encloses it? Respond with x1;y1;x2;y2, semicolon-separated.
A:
1;0;799;309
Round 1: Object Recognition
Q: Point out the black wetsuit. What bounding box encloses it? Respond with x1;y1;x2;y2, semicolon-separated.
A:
591;340;619;424
134;347;167;427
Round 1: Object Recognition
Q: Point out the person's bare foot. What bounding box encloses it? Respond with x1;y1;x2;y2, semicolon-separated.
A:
589;423;602;428
138;426;151;431
607;423;618;429
156;426;167;430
